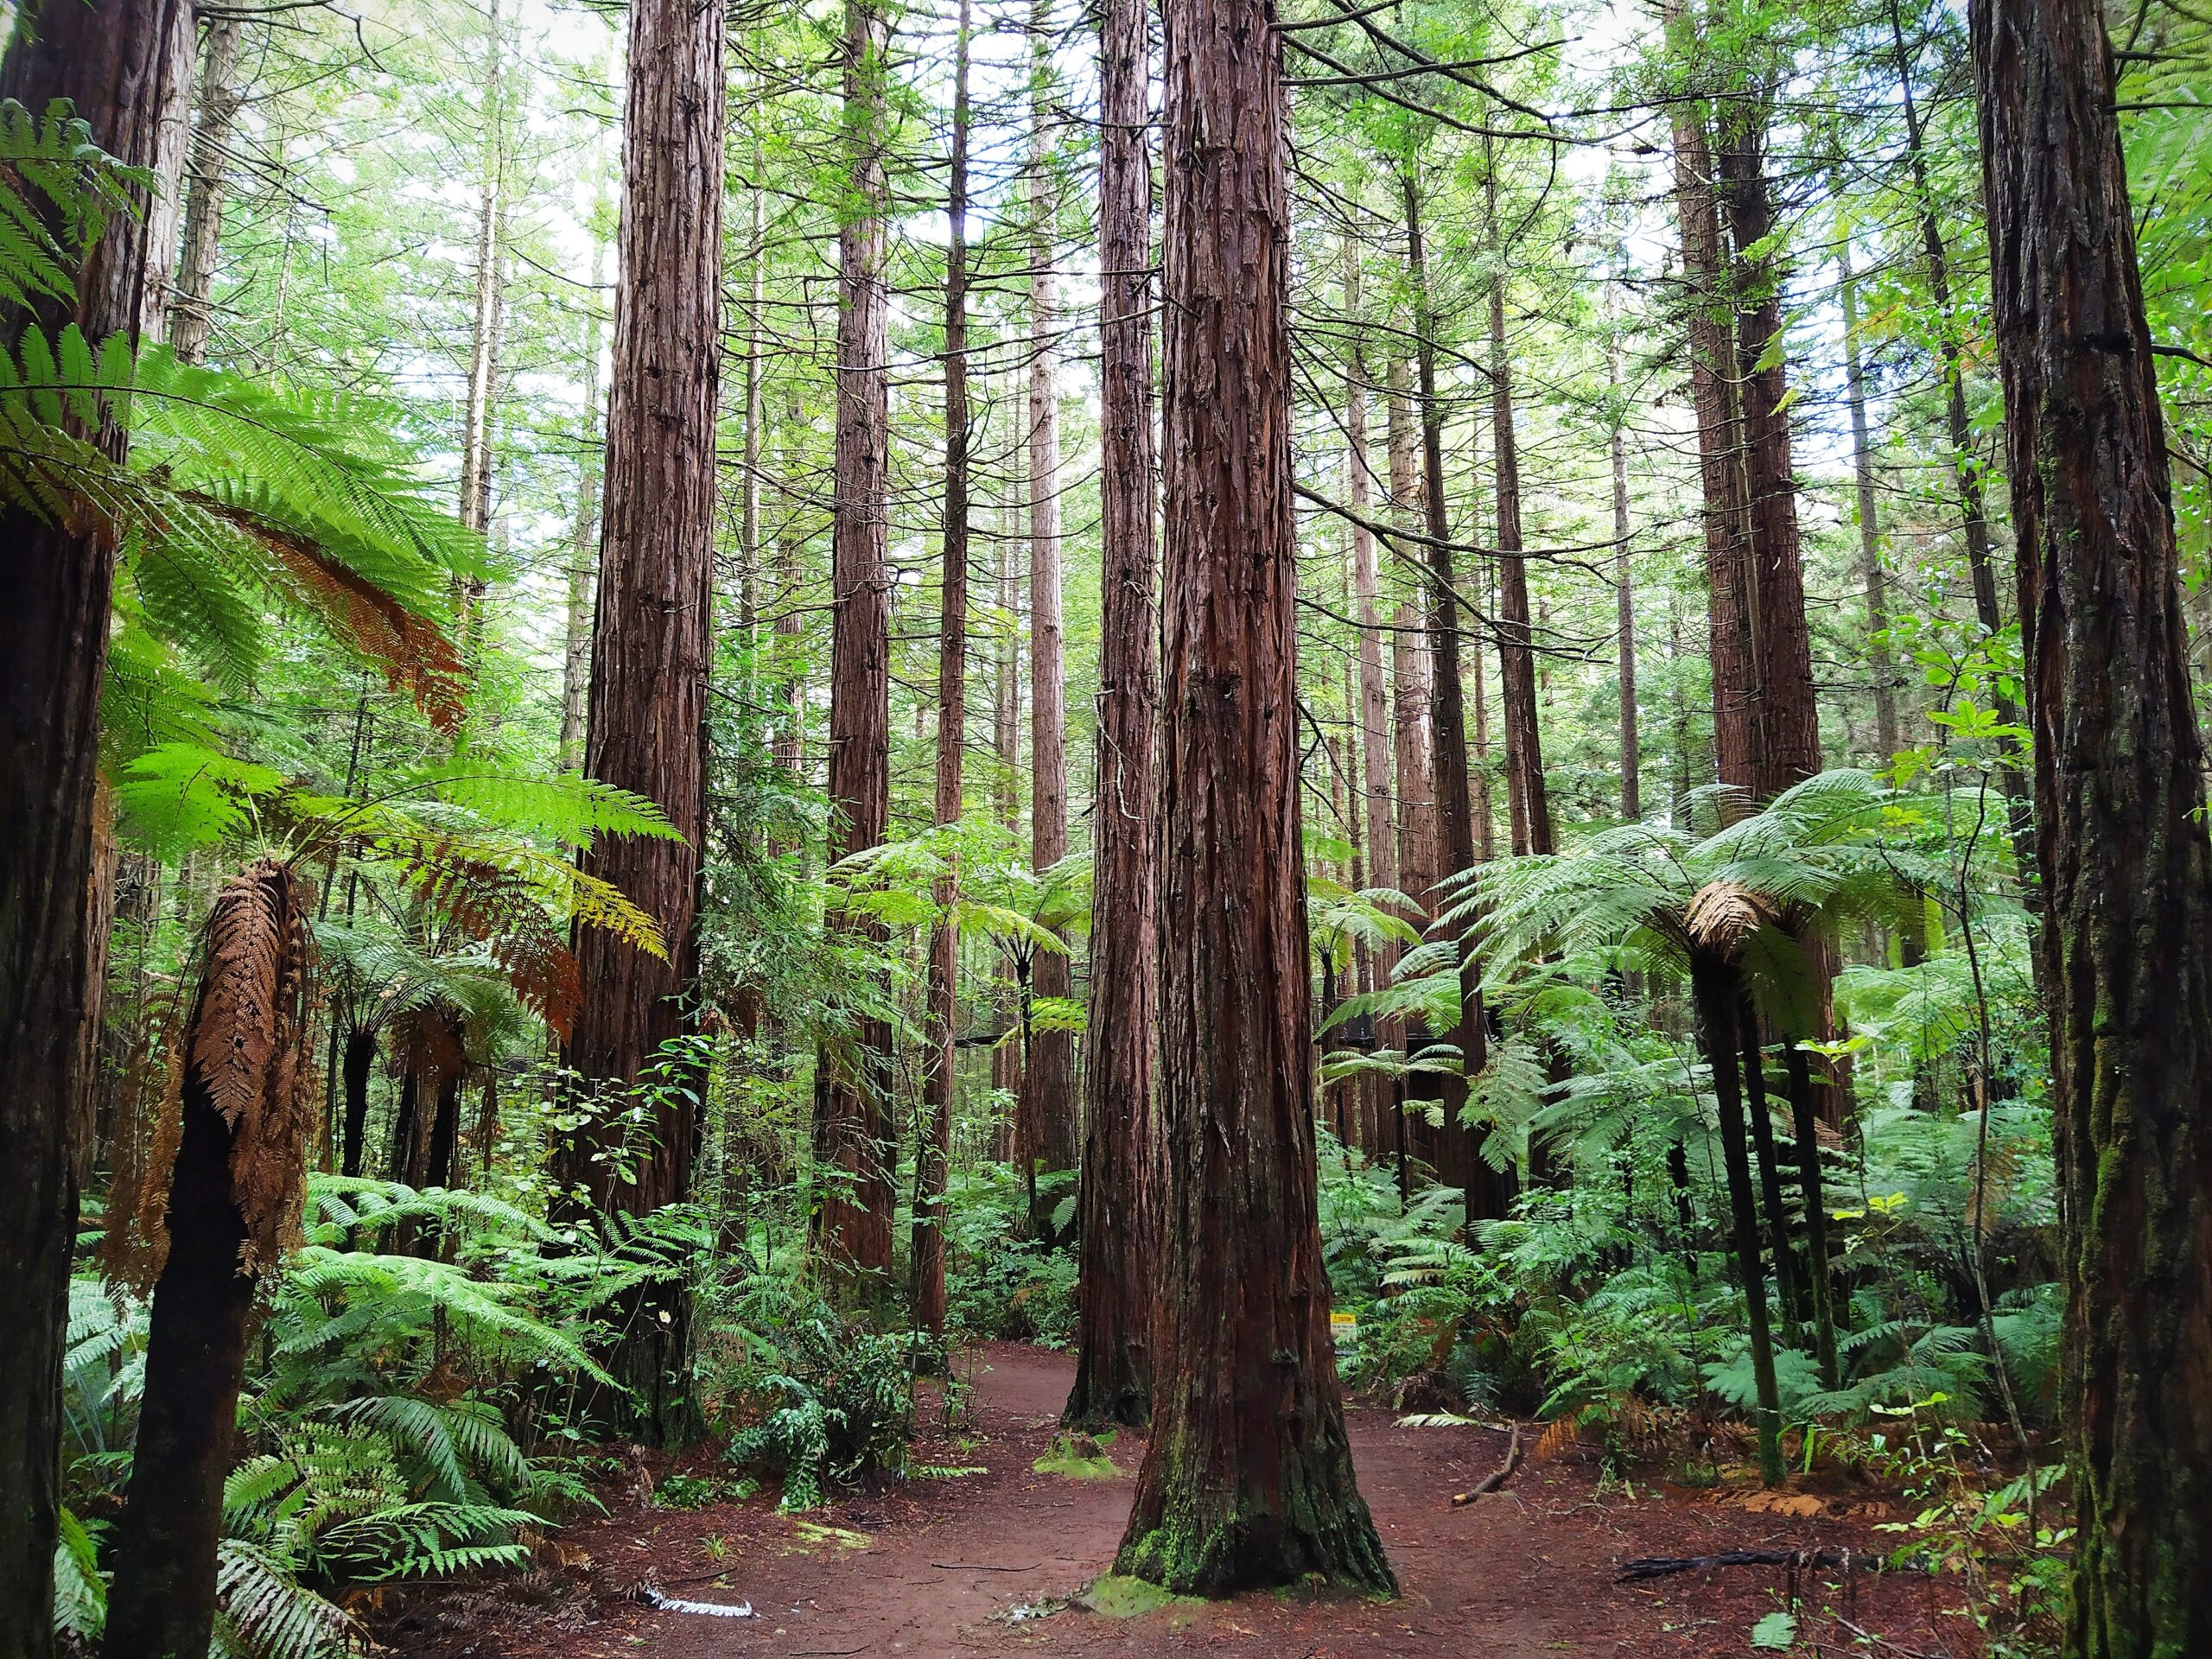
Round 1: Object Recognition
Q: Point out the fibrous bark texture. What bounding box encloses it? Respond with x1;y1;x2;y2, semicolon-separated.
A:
1020;0;1077;1207
914;0;972;1340
1066;0;1158;1430
552;0;722;1439
107;861;314;1659
1119;0;1392;1593
1971;3;2212;1650
0;6;193;1649
813;0;897;1281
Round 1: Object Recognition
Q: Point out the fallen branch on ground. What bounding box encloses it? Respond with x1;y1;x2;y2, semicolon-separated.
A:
1616;1546;1883;1583
1452;1422;1523;1506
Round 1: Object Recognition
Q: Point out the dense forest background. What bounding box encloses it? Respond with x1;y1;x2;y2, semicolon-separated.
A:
5;0;2211;1653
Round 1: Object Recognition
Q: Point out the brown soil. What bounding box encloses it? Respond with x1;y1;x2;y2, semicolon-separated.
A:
369;1344;1981;1657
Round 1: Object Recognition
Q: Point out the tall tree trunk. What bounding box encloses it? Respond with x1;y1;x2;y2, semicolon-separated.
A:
1971;3;2212;1649
1020;0;1077;1216
1714;105;1821;798
1661;15;1759;802
913;0;971;1341
1346;247;1400;1159
107;863;312;1659
774;382;806;789
0;5;192;1648
813;0;896;1282
1891;3;2038;893
1837;243;1901;762
1482;154;1552;858
1404;170;1497;1225
457;0;506;546
168;14;244;364
1121;0;1391;1591
1608;315;1641;819
1386;360;1440;1176
550;0;722;1441
1067;0;1158;1429
741;181;765;672
559;234;607;771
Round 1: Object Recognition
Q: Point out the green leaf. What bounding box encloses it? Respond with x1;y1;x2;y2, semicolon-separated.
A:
1750;1610;1798;1649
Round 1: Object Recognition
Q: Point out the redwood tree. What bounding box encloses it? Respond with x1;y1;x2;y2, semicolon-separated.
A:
551;0;723;1440
812;0;897;1280
1119;0;1391;1592
1065;0;1158;1429
1972;3;2212;1649
912;0;972;1338
0;5;191;1648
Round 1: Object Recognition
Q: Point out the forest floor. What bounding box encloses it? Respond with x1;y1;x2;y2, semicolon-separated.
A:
369;1344;1985;1657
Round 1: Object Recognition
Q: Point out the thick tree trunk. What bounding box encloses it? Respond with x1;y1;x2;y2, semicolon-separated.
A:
1690;962;1784;1485
1020;0;1077;1213
1971;3;2212;1649
1404;172;1498;1225
1661;23;1760;803
913;0;971;1341
1067;0;1158;1429
550;0;721;1441
169;14;244;363
0;7;192;1649
1120;0;1391;1591
1837;245;1901;762
1483;157;1552;858
813;0;896;1282
1715;108;1821;798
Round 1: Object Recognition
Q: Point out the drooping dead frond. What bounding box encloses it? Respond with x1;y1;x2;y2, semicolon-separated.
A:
1683;880;1776;963
106;859;318;1289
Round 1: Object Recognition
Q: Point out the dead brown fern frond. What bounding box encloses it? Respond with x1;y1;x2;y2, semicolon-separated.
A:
1683;880;1776;963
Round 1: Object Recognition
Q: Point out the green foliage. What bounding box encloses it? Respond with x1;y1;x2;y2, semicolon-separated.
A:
711;1281;922;1511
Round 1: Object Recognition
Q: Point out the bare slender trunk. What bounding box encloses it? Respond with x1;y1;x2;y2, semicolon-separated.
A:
914;0;971;1341
1608;314;1640;818
560;236;607;770
1021;0;1077;1209
1404;170;1497;1225
813;0;896;1282
169;15;244;363
1838;243;1901;762
1482;153;1551;857
1068;0;1158;1427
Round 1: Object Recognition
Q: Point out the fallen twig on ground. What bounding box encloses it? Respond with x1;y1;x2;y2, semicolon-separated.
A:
1452;1422;1523;1506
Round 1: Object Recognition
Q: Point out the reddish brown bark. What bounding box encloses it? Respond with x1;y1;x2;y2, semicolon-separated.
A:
1661;24;1759;804
1119;0;1390;1591
552;0;722;1438
1019;0;1077;1208
813;0;896;1282
1483;157;1552;858
912;0;972;1341
1715;111;1821;798
1066;0;1158;1429
1403;171;1497;1224
0;5;193;1645
1972;3;2212;1649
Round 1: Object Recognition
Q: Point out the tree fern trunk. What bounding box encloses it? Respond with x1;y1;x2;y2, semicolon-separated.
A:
1693;963;1783;1485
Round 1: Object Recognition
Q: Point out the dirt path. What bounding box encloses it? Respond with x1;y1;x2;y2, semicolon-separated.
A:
377;1344;1974;1657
